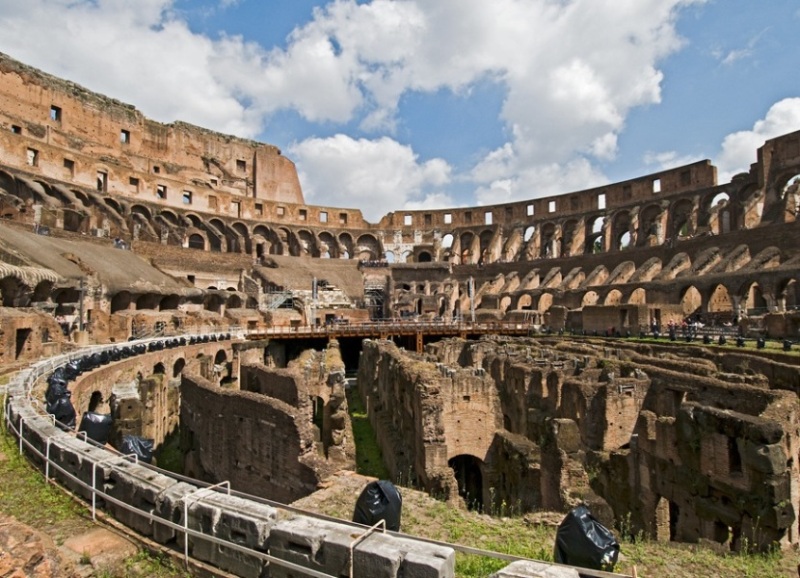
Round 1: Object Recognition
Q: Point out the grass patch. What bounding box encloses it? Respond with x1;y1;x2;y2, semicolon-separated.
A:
155;427;184;475
0;406;186;576
0;415;91;543
346;386;390;479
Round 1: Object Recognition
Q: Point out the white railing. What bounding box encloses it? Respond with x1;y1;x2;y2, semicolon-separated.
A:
3;331;633;578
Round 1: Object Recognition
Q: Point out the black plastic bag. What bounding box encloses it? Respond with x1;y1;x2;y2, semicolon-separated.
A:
353;480;402;531
78;412;113;444
119;435;155;464
553;505;619;571
46;393;76;429
45;377;69;405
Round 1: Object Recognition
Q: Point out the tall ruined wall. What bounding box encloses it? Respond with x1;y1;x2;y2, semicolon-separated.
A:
240;341;355;470
364;335;800;551
358;338;504;504
180;373;327;504
0;52;304;211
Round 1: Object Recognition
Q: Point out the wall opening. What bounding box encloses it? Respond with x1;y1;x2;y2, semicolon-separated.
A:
448;455;484;512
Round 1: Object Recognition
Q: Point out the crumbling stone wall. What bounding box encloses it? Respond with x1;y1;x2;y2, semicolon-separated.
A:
180;372;332;503
360;335;799;551
240;341;355;470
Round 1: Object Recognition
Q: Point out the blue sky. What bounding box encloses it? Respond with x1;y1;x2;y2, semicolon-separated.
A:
1;0;798;221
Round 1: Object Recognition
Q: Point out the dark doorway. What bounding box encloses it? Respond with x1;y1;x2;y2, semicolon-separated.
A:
448;454;484;511
15;328;31;359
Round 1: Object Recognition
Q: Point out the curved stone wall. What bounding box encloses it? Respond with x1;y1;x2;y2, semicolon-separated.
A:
4;337;457;578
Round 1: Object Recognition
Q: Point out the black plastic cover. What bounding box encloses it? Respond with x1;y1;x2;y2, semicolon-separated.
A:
45;377;69;405
352;480;402;531
119;435;155;464
46;393;76;429
553;505;619;571
78;411;113;444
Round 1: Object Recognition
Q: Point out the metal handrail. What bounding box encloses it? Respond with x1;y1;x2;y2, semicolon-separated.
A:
3;330;635;578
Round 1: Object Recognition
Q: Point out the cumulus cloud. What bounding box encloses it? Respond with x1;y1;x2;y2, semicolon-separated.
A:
0;0;713;212
643;150;703;172
288;135;451;222
716;98;800;182
473;158;608;207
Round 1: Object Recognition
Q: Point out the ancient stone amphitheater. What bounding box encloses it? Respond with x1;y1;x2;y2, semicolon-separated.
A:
1;52;799;577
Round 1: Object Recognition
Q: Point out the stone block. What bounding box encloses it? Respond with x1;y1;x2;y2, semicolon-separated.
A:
269;517;352;578
490;560;580;577
742;441;785;475
153;481;196;544
105;462;177;536
184;493;275;578
354;532;455;578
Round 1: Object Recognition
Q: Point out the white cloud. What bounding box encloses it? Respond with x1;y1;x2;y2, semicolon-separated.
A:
474;158;607;206
288;135;451;222
643;150;703;172
716;98;800;182
0;0;709;214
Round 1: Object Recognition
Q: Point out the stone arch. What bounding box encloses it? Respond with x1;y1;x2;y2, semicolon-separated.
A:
231;222;251;253
318;231;337;259
778;278;797;310
561;219;578;257
499;295;511;312
204;293;225;313
209;218;235;253
582;291;599;307
172;358;186;378
296;229;317;257
111;291;131;313
612;210;632;251
478;230;494;263
227;294;243;309
417;251;432;262
31;280;54;303
188;233;205;250
779;173;800;222
586;216;606;254
459;232;475;263
153;362;166;375
356;234;381;261
278;227;298;256
135;293;160;311
540;223;556;258
604;289;623;306
441;233;454;249
159;209;180;226
670;198;694;238
538;293;553;312
338;233;354;259
658;253;692;280
607;261;636;285
681;286;702;316
628;287;647;305
742;281;769;314
638;203;662;246
0;275;29;306
707;284;732;314
159;294;180;311
518;294;533;310
384;251;395;263
448;454;484;511
214;350;228;364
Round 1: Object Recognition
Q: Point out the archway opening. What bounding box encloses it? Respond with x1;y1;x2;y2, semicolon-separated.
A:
681;286;702;317
448;455;484;512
